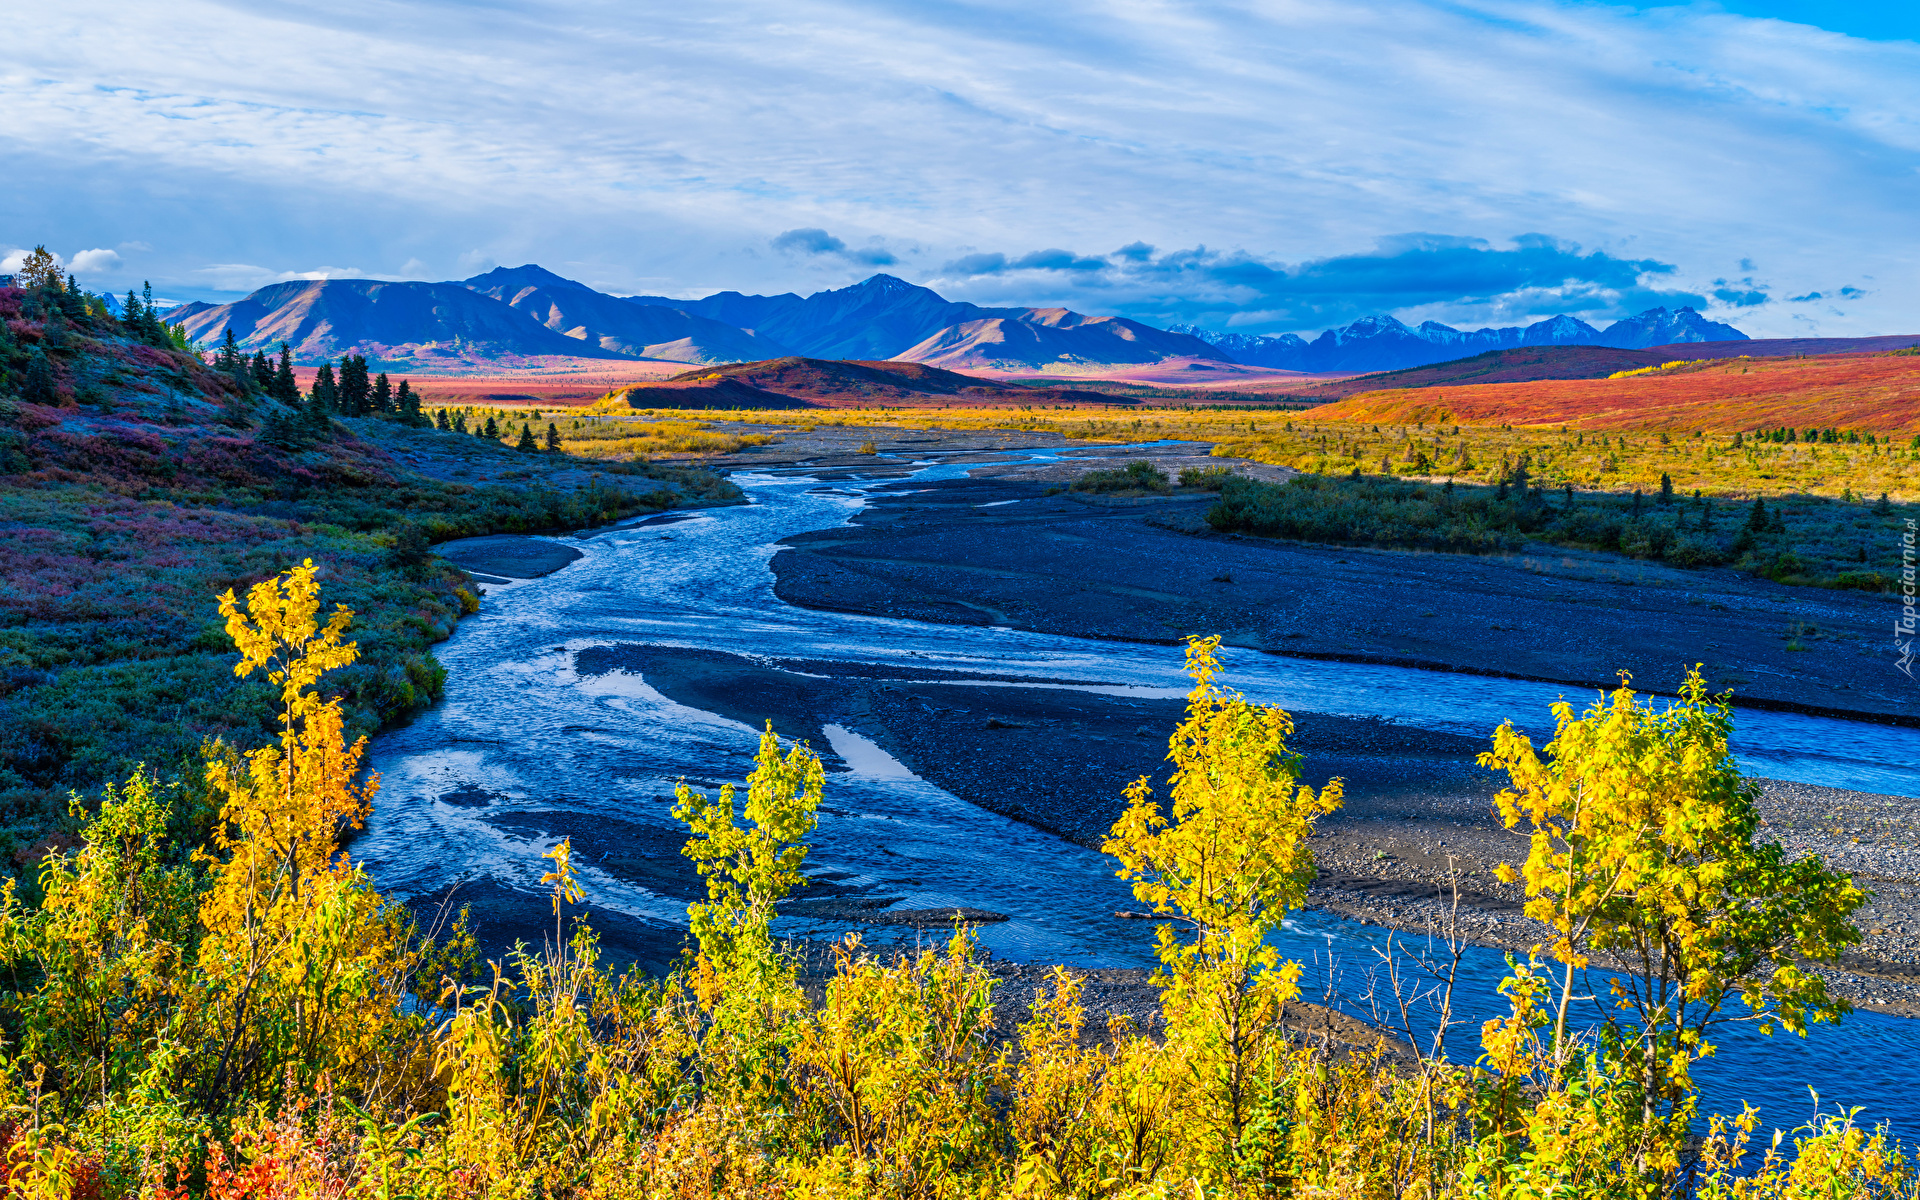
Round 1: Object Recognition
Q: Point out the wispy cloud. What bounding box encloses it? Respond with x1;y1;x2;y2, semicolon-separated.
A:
932;235;1711;334
192;263;368;291
5;0;1917;333
771;228;897;266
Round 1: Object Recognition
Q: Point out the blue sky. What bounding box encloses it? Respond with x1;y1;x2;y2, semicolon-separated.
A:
4;0;1916;338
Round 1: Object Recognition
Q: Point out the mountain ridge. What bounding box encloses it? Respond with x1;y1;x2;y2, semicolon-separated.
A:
1171;307;1747;373
458;265;789;363
164;266;1756;378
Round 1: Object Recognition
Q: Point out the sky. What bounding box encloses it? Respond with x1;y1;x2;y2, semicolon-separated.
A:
3;0;1916;339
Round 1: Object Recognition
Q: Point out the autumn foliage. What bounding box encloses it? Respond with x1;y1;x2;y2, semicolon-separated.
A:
0;575;1899;1198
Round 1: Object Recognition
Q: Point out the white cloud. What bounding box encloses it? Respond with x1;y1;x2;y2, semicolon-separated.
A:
68;247;121;273
3;0;1917;333
191;263;366;291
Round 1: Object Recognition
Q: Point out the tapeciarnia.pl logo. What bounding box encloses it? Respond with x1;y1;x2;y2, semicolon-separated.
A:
1898;518;1917;679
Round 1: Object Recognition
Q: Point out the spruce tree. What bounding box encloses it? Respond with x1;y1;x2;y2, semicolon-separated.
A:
1659;473;1673;505
398;380;422;427
22;348;55;406
452;411;468;434
252;350;274;390
482;415;499;440
372;372;392;415
515;422;536;451
338;355;369;416
435;407;451;432
273;344;299;403
311;362;339;414
545;422;560;453
1746;497;1767;532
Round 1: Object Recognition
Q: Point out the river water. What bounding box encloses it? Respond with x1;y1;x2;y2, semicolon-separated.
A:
361;448;1920;1137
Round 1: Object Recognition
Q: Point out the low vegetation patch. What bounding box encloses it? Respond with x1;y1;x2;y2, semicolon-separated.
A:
0;277;736;865
0;602;1893;1198
1071;459;1171;494
1206;471;1905;587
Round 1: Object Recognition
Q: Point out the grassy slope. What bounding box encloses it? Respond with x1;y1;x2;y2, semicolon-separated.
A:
0;286;736;863
1287;345;1669;400
1309;350;1920;431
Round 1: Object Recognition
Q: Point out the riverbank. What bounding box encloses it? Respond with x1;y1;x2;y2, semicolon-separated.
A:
740;449;1919;1013
394;432;1920;1023
553;638;1920;1017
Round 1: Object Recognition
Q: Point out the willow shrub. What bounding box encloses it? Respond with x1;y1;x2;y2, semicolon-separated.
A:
0;590;1905;1198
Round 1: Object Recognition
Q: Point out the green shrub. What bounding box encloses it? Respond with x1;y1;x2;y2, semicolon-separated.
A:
1073;460;1171;494
1177;465;1235;490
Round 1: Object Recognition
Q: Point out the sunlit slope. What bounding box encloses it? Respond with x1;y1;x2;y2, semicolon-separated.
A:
1309;351;1920;432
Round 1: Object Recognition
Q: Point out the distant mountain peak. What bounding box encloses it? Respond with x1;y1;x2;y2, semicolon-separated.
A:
1175;306;1740;371
459;263;597;292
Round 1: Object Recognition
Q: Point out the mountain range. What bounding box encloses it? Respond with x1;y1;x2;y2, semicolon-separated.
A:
169;268;1226;371
165;265;1746;376
1169;308;1746;374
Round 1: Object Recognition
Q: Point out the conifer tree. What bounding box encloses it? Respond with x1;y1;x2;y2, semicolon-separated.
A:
338;355;370;416
452;411;468;434
311;362;339;416
515;422;536;452
273;343;300;403
545;422;560;453
398;379;422;426
372;372;392;415
1659;473;1673;505
1745;497;1767;532
483;415;499;440
22;348;55;406
252;350;273;390
435;405;450;432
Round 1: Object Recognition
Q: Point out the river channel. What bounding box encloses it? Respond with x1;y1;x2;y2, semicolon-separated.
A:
360;448;1920;1137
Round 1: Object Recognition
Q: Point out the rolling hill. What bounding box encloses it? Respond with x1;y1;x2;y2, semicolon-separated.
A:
622;357;1123;407
1288;345;1671;399
1306;349;1920;432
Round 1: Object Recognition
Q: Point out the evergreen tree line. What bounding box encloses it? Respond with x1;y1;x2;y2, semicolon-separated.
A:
431;405;564;453
228;333;427;449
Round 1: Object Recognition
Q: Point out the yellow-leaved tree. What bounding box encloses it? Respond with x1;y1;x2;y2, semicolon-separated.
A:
673;722;824;1101
1474;669;1865;1191
195;559;439;1115
1104;635;1343;1182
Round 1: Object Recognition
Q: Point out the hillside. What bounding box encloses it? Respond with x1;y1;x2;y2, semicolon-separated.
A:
1290;345;1671;399
604;375;819;410
461;265;789;363
1307;349;1920;431
1643;334;1920;361
613;357;1121;407
0;279;732;861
